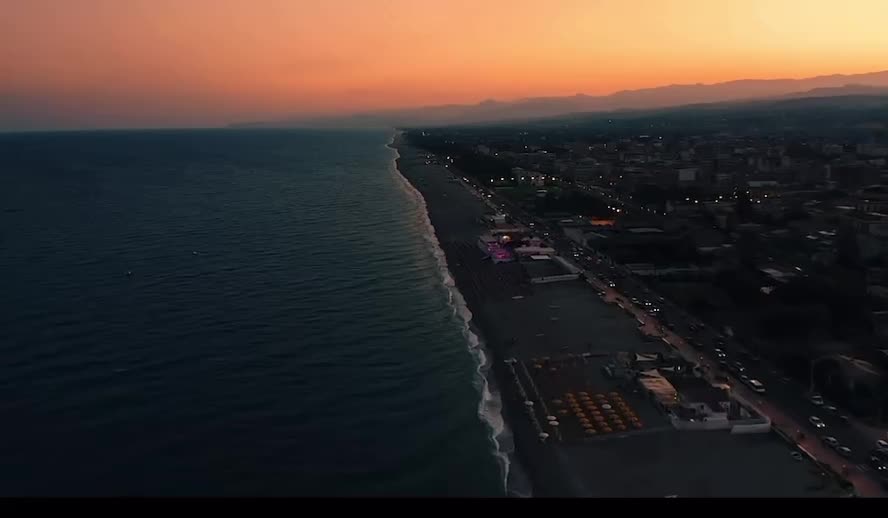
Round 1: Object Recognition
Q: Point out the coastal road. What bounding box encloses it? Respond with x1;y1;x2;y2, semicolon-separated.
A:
441;160;887;495
606;272;888;483
580;272;887;497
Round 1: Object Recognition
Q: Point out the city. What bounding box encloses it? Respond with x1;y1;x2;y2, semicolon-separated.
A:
400;93;888;496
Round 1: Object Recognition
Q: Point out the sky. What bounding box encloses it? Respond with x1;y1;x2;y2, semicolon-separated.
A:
2;0;888;130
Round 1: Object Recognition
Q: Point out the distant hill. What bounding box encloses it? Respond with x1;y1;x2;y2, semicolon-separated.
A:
511;93;888;137
231;70;888;129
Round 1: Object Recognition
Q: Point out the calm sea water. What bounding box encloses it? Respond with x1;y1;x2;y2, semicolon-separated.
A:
0;129;503;496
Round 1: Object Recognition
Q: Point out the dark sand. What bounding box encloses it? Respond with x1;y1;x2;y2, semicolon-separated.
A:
392;136;842;497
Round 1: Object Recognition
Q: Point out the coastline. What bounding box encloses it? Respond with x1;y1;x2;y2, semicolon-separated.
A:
387;132;530;496
388;132;567;496
383;131;849;498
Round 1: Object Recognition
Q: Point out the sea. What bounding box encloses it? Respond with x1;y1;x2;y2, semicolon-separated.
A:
0;129;506;496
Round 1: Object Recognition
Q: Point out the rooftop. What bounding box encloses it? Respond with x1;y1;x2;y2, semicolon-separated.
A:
666;374;731;410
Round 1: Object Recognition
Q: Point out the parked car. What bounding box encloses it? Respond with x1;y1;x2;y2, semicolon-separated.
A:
876;440;888;450
824;405;838;413
790;451;803;461
713;348;727;359
837;446;852;458
810;394;824;406
821;436;839;448
869;455;887;472
809;416;826;429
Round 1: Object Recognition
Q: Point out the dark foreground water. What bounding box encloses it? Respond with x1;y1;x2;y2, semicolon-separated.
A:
0;129;503;496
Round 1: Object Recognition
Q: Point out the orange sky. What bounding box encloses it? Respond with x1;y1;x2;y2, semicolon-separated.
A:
2;0;887;129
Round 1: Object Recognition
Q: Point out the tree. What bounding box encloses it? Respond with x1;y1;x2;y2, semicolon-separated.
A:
835;223;863;271
735;190;753;223
737;229;758;270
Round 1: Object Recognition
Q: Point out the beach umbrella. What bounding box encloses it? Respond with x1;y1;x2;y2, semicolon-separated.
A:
524;400;534;407
585;429;597;435
601;426;613;433
601;404;612;411
548;421;560;427
538;433;550;442
578;392;589;397
547;416;558;422
552;399;564;406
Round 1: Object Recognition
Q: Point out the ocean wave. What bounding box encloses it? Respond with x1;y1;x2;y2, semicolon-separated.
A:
386;131;515;495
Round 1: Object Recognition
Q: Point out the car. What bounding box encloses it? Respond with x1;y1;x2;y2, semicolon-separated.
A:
747;379;766;394
687;338;703;350
713;348;727;359
730;362;746;374
821;436;839;448
869;455;888;471
718;360;728;369
739;374;750;384
607;281;616;288
824;405;838;413
837;446;852;458
838;415;850;425
810;394;824;406
877;440;888;450
809;416;826;429
790;451;803;461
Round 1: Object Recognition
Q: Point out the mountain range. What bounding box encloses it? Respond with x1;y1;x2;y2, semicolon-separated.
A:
232;70;888;129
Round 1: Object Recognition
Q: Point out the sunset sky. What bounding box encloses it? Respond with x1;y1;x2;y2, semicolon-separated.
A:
2;0;887;130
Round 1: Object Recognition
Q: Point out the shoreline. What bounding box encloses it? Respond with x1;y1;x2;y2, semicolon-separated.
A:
387;134;522;496
389;133;571;496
